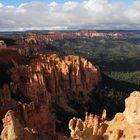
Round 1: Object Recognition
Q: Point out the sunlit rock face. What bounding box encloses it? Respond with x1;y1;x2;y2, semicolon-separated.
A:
1;110;24;140
0;84;55;139
69;91;140;140
1;110;38;140
0;54;100;139
69;109;107;140
123;91;140;125
64;55;100;94
9;54;100;100
0;40;7;49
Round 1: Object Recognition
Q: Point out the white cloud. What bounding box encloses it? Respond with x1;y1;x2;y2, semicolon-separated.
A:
0;3;3;8
0;0;140;31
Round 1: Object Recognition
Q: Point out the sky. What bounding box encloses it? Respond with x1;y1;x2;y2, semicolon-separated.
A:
0;0;134;6
0;0;140;31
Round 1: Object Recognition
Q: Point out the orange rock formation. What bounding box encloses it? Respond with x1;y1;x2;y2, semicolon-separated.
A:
0;40;7;49
9;54;100;100
0;54;100;139
1;110;38;140
68;91;140;140
14;31;130;56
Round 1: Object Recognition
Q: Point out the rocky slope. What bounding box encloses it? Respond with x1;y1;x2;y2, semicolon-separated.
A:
0;53;100;139
1;110;38;140
68;91;140;140
2;91;139;140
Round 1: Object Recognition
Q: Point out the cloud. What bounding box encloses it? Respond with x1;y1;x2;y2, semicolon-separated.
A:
0;0;140;31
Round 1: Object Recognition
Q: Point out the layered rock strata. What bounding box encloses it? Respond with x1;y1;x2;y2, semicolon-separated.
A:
9;54;100;99
0;54;100;139
15;32;129;56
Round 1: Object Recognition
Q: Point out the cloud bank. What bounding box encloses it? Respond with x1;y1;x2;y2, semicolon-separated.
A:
0;0;140;31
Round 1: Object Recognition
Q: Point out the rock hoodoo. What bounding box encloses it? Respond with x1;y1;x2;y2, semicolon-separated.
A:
68;91;140;140
0;40;7;49
1;110;38;140
9;54;100;100
0;53;100;139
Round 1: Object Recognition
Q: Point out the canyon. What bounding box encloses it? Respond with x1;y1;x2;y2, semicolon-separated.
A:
0;40;101;139
5;31;132;56
0;31;140;140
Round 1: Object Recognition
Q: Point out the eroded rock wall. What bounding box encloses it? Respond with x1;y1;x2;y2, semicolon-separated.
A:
0;54;100;139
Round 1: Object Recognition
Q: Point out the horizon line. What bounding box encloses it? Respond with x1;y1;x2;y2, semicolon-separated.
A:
0;29;140;33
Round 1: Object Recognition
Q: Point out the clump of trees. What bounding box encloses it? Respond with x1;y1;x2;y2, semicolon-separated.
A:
108;71;140;85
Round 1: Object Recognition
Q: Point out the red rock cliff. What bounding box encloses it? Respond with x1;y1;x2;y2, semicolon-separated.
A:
9;54;100;99
0;54;100;139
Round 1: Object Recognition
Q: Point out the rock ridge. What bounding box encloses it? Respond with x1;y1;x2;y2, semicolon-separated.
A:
0;54;100;139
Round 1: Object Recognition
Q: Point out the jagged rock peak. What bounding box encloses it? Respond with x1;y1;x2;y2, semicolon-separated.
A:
123;91;140;125
1;110;38;140
68;91;140;140
69;109;107;140
10;54;101;96
0;40;7;49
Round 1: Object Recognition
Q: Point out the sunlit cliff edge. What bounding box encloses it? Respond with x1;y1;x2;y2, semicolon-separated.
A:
0;51;100;140
67;91;140;140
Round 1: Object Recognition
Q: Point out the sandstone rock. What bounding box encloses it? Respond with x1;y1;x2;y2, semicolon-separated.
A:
69;91;140;140
0;40;7;49
1;110;38;140
69;110;106;140
14;31;128;56
0;54;100;139
123;91;140;125
1;110;24;140
104;91;140;140
0;49;23;64
9;54;100;102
